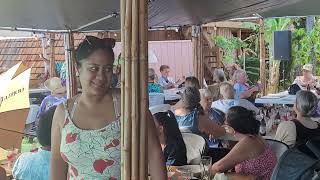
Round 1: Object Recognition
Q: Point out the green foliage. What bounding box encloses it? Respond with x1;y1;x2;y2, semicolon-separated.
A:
292;19;320;75
237;56;260;85
211;35;247;63
211;34;260;85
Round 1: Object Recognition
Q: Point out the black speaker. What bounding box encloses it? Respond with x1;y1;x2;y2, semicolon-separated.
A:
273;30;292;61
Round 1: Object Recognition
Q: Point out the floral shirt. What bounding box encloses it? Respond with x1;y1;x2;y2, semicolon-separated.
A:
60;99;121;179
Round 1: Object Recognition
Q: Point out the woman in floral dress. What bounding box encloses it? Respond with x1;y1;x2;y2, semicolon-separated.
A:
51;36;167;180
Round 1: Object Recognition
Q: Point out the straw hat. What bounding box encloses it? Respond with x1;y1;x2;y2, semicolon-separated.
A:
303;64;313;72
44;77;66;95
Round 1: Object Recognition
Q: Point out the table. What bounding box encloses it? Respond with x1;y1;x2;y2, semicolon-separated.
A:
164;88;183;101
255;91;296;105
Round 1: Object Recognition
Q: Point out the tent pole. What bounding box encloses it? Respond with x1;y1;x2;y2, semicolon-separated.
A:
49;33;56;77
259;18;267;95
192;25;204;88
64;32;77;98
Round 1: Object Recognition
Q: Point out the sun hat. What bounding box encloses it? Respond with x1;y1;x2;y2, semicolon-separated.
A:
44;77;66;95
303;64;313;72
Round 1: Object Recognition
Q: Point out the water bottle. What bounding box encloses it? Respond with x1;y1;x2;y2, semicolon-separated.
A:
260;117;266;136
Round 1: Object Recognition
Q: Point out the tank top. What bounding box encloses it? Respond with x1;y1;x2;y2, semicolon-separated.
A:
60;94;121;180
235;146;277;180
292;119;320;144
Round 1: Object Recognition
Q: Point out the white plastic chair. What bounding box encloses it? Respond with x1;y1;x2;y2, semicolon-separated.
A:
181;132;206;165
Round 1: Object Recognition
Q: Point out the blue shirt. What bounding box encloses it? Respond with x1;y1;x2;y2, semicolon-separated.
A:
234;83;249;100
39;95;67;115
164;142;187;166
175;110;200;134
148;83;162;93
13;149;51;180
159;76;174;88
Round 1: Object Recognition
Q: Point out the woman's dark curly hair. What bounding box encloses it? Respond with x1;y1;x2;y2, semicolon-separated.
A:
226;106;260;135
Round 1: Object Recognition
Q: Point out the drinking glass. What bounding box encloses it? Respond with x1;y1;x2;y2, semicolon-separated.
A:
200;156;212;180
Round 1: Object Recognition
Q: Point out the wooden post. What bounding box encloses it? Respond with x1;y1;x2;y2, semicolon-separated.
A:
259;19;267;95
49;33;56;77
121;0;148;179
64;32;77;98
192;25;204;88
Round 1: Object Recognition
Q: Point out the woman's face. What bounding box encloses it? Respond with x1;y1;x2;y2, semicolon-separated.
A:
238;73;247;84
78;49;114;96
200;96;212;111
302;70;312;79
153;117;165;146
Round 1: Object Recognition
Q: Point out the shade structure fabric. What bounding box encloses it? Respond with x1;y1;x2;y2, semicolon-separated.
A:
0;0;303;32
260;0;320;18
0;62;31;149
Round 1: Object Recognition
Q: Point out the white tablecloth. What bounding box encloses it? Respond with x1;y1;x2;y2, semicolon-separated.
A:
164;88;183;101
255;91;296;105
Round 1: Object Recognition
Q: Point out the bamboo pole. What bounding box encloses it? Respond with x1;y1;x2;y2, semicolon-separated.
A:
131;0;139;179
49;33;56;77
121;0;148;179
120;0;126;179
64;32;77;98
123;0;133;179
192;26;204;87
138;0;148;178
259;19;267;95
199;28;204;88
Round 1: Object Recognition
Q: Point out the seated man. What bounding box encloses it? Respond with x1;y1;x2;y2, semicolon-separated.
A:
12;106;56;180
212;82;259;115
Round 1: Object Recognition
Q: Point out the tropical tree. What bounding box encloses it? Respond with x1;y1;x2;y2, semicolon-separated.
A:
264;18;293;93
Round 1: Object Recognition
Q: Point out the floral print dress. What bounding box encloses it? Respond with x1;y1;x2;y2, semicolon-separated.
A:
60;96;121;180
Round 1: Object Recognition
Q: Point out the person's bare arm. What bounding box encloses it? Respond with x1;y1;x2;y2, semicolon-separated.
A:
51;104;68;180
211;137;256;174
198;113;226;138
147;111;167;180
239;87;258;99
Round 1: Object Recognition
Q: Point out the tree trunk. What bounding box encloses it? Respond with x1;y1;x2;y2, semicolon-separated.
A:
267;60;280;93
306;16;316;72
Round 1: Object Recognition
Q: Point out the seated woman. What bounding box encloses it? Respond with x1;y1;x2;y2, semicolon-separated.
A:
12;106;56;180
174;87;225;139
151;104;187;166
275;90;320;148
184;76;200;89
211;106;277;180
233;69;259;100
293;64;318;90
207;69;226;102
148;68;163;93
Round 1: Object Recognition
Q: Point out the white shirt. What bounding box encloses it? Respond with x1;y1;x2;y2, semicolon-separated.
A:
211;99;259;114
